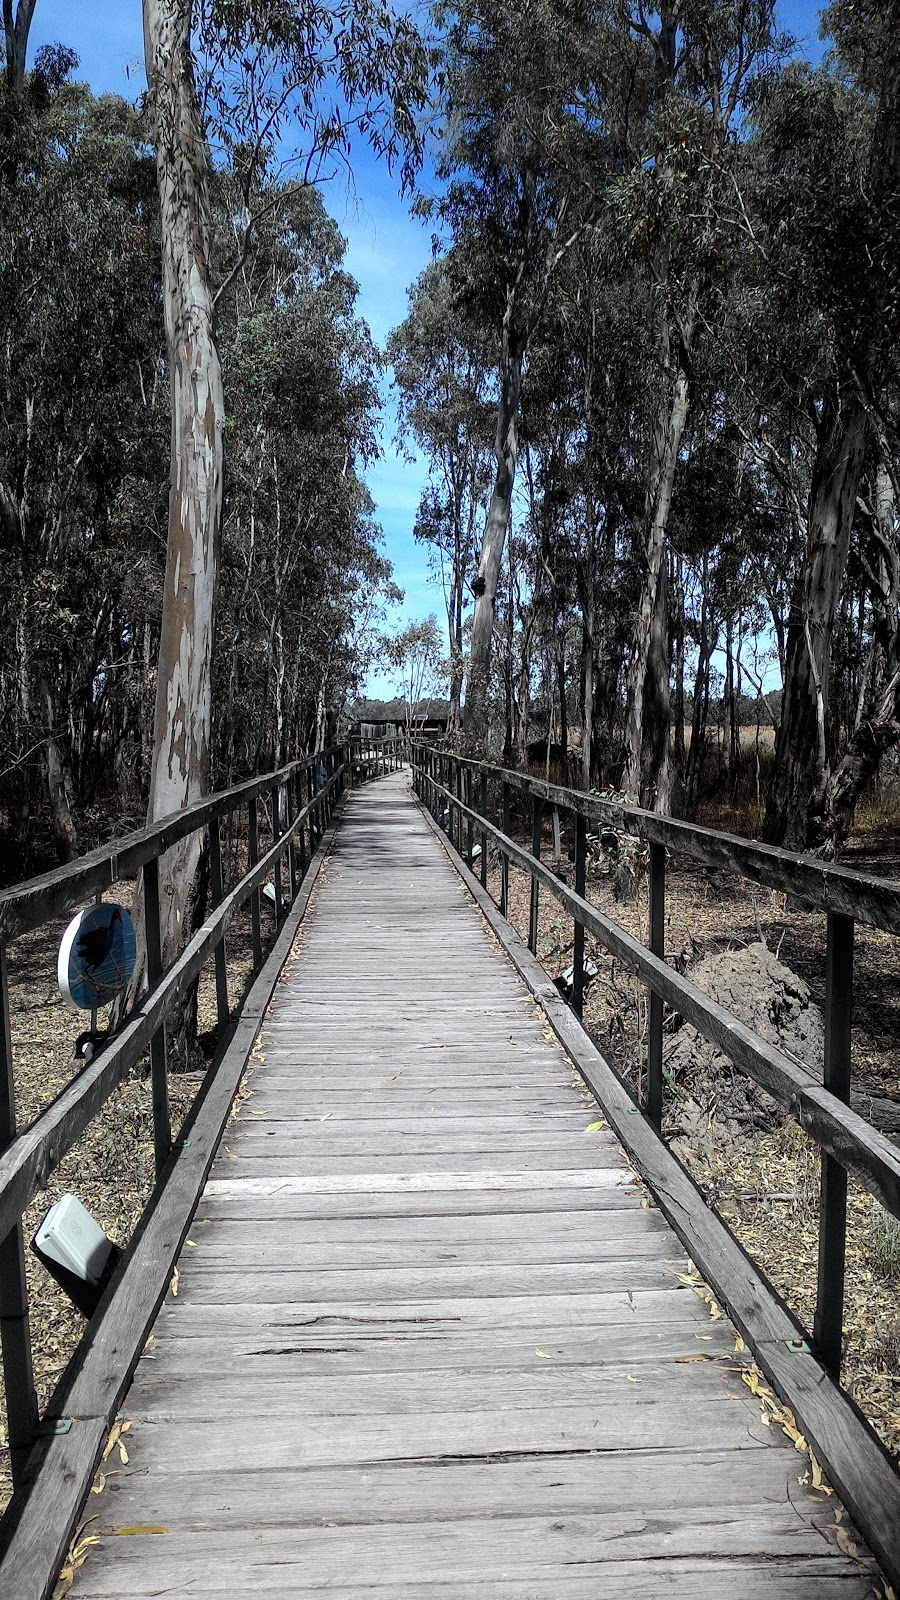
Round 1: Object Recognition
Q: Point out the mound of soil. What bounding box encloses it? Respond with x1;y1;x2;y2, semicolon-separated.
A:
665;940;900;1139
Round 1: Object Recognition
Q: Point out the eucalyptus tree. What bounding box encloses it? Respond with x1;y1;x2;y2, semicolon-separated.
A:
0;60;166;862
140;0;430;965
433;0;609;742
214;173;389;774
607;0;783;812
389;256;494;732
739;8;900;849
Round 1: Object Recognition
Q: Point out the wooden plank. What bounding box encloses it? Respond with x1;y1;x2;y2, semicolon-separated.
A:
86;1445;831;1528
66;1563;873;1600
65;1509;868;1596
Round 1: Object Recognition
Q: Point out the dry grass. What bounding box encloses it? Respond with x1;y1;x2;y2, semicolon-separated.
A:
487;809;900;1460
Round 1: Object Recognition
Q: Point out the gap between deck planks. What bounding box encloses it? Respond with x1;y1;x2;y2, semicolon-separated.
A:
69;770;875;1598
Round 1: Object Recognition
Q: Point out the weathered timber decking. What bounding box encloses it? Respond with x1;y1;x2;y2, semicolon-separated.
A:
70;772;873;1597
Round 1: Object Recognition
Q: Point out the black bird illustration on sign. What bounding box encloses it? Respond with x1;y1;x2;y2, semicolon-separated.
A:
76;907;123;972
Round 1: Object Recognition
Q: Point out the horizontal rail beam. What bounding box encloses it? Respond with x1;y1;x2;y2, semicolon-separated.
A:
0;747;344;943
419;767;900;1223
412;745;900;935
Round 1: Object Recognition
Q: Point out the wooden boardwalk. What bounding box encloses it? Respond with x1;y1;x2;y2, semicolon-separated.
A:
71;772;872;1597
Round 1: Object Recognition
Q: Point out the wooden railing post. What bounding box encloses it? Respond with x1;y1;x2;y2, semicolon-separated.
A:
500;781;510;916
572;812;587;1019
480;771;489;888
815;911;854;1378
208;816;230;1036
143;856;172;1172
646;841;666;1130
247;793;263;969
466;769;474;869
529;795;542;954
271;785;284;924
284;780;298;901
0;942;38;1487
295;769;308;881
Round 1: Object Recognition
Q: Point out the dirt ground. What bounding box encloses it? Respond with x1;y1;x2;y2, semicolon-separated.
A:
486;805;900;1464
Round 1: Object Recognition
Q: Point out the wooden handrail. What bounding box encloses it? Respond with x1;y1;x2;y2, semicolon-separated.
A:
0;748;344;944
422;747;900;934
409;741;900;1591
419;764;900;1220
410;742;900;1377
0;746;347;1496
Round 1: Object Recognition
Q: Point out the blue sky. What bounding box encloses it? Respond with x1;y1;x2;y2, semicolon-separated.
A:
29;1;825;698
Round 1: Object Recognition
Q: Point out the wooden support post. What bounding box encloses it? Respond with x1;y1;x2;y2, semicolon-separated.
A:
466;770;474;869
271;786;284;925
480;772;489;888
296;770;308;880
208;816;230;1035
647;841;665;1131
500;781;510;917
285;780;298;901
0;943;38;1487
143;856;171;1173
247;794;263;970
815;911;854;1378
529;795;542;954
572;813;587;1019
552;805;561;869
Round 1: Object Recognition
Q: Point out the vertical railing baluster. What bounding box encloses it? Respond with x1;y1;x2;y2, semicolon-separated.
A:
529;794;542;954
500;781;510;916
0;942;38;1487
466;769;474;869
572;812;587;1019
143;856;171;1172
208;815;230;1036
480;772;489;888
815;910;854;1379
296;769;308;881
247;793;263;969
271;785;284;925
646;841;665;1130
285;779;298;902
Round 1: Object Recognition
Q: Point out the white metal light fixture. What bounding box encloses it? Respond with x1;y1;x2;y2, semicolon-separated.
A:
32;1194;120;1317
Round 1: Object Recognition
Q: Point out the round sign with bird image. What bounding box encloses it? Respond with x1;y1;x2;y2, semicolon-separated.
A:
57;904;137;1011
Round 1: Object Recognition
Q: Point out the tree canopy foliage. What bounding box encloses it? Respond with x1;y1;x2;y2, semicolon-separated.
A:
392;0;900;854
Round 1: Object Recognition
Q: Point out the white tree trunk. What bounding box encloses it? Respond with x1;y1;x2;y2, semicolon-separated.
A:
144;0;224;965
621;297;692;805
462;321;522;743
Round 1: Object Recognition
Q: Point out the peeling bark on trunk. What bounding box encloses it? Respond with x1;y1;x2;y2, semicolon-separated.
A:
621;291;693;804
38;673;78;861
462;313;522;743
764;388;868;849
642;555;670;813
3;0;37;99
142;0;223;969
816;461;900;855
